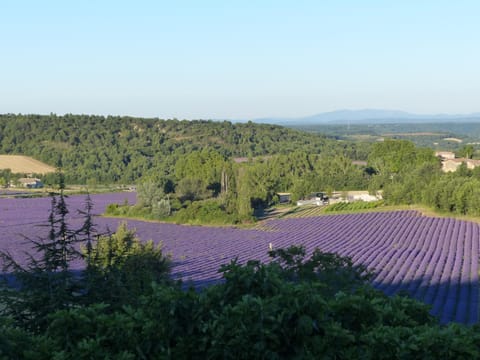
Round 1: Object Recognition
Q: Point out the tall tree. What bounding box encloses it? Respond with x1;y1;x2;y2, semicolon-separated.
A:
0;171;82;331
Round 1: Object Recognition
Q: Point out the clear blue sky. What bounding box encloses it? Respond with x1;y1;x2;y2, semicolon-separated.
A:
1;0;479;119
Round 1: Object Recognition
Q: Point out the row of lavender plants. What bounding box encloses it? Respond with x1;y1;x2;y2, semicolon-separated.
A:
1;194;479;324
263;212;479;324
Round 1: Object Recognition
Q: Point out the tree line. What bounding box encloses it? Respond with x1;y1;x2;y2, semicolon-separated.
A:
0;114;369;185
367;139;480;216
105;147;372;224
4;113;480;219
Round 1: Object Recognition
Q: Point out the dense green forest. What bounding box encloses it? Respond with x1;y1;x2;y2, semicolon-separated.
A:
1;191;480;359
0;114;372;223
0;114;369;184
4;114;480;220
108;137;480;222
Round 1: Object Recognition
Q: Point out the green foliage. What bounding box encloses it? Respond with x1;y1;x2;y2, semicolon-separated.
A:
363;139;480;217
136;180;165;208
0;172;84;332
345;135;480;218
368;140;438;181
0;114;373;222
105;202;154;219
381;162;442;205
2;245;480;357
268;245;372;289
1;186;172;340
136;181;172;218
0;114;342;184
312;154;370;191
368;140;417;175
290;175;317;202
458;144;475;159
152;197;171;218
421;175;480;216
172;198;241;225
174;149;227;195
107;184;172;220
234;166;255;219
175;177;210;202
107;196;243;225
0;317;52;360
84;222;171;308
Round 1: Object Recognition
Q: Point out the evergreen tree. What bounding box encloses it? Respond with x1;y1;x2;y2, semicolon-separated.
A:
0;171;82;331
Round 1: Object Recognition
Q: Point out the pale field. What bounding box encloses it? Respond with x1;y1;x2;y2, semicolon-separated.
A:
0;155;56;174
381;132;444;136
442;137;463;143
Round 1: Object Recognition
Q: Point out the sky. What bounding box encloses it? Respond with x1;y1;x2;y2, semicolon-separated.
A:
1;0;479;120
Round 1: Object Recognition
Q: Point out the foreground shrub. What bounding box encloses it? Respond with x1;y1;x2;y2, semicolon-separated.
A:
84;222;171;308
172;199;240;225
2;246;480;358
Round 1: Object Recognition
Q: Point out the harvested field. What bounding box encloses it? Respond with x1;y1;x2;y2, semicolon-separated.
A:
0;155;56;174
381;132;445;136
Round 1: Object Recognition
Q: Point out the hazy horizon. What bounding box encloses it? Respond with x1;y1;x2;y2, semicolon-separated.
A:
2;1;479;119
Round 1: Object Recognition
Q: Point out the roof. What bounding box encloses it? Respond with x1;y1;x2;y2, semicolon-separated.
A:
18;178;41;184
435;151;456;160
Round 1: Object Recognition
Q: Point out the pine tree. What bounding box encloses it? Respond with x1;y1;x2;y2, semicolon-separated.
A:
76;192;96;263
0;171;83;331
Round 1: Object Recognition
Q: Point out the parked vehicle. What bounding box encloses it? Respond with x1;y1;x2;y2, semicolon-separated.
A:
309;192;329;205
296;192;329;206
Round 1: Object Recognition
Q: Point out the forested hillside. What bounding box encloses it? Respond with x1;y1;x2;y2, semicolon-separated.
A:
5;114;480;221
0;114;368;184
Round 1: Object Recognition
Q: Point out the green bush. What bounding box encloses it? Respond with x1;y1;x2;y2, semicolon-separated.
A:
83;222;171;308
2;246;480;358
172;199;240;225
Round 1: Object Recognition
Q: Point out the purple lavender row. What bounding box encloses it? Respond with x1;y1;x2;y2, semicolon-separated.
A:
266;213;479;324
386;217;433;295
1;195;479;324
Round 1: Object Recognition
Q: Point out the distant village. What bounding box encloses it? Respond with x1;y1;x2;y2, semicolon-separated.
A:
435;151;480;172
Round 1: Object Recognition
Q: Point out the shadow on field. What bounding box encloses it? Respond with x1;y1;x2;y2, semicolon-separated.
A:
0;260;478;326
370;275;478;325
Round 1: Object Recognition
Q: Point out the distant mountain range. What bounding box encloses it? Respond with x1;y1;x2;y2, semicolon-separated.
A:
248;109;480;125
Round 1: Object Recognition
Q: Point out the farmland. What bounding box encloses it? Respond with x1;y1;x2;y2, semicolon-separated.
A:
0;193;478;325
0;155;56;174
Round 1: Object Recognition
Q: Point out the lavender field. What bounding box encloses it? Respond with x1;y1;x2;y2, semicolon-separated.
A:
1;193;479;324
